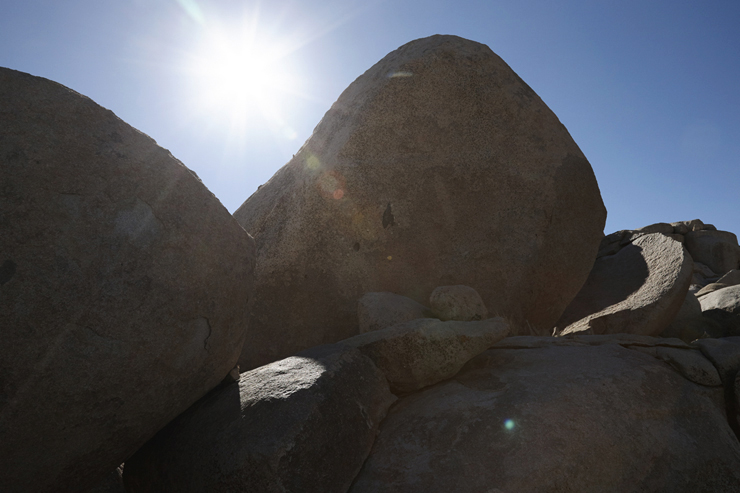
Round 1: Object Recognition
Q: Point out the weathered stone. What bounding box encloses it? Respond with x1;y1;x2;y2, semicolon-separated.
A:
429;285;488;321
596;230;631;258
694;337;740;384
697;282;732;298
661;291;710;342
233;34;606;369
635;222;674;235
123;344;395;493
494;334;690;350
554;233;692;337
341;317;509;393
671;219;706;234
350;344;740;492
358;292;430;333
654;347;722;387
84;467;125;493
718;269;740;286
735;373;740;430
685;230;740;275
694;261;718;279
699;286;740;336
0;68;256;492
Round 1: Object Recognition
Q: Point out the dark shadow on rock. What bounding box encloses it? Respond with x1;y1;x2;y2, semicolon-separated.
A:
556;244;649;329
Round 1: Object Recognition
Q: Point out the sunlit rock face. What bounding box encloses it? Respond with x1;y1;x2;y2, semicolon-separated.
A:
234;34;606;370
0;67;255;492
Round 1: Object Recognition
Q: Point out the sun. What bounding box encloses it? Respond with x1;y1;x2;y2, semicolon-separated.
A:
182;17;300;139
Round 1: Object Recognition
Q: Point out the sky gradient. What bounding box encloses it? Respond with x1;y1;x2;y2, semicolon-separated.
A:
2;0;739;236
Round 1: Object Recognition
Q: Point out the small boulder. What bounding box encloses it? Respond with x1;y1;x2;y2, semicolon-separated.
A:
341;317;510;393
123;344;396;493
358;292;430;333
429;285;488;321
685;230;740;276
554;233;693;337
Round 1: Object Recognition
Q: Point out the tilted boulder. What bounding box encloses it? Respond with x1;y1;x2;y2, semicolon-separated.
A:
358;292;430;333
0;68;255;492
429;285;488;321
554;233;692;337
341;317;510;393
123;344;395;493
233;34;606;369
350;340;740;492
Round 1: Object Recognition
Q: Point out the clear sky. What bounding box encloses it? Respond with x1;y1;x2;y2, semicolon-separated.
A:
2;0;739;236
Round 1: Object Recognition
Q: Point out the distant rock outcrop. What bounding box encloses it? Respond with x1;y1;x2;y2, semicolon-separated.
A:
0;67;255;492
233;34;606;369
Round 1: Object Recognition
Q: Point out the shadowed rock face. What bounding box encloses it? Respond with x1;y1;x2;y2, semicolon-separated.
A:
350;341;740;493
123;345;396;493
234;34;606;369
0;67;255;492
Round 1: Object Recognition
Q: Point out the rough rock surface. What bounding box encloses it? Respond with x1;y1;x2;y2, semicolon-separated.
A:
661;291;711;342
350;341;740;493
0;68;256;492
429;285;488;321
694;337;740;384
233;34;606;369
685;230;740;275
699;286;740;336
340;317;510;393
358;292;430;333
84;467;125;493
123;344;395;493
554;233;692;336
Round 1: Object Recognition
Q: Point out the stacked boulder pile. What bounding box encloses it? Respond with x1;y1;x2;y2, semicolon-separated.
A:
2;35;740;493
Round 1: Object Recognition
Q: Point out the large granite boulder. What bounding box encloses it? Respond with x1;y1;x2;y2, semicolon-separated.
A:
554;233;692;336
0;68;256;492
234;34;606;369
123;344;395;493
350;338;740;492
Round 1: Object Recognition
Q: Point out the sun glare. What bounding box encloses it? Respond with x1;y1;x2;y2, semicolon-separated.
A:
182;16;300;140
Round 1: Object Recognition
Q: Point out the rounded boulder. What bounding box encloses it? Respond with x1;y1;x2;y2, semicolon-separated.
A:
234;34;606;369
0;68;255;492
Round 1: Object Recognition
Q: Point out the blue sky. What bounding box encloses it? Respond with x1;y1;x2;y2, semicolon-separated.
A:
2;0;739;236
